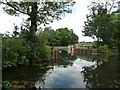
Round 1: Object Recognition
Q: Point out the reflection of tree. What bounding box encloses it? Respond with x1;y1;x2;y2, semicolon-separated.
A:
74;49;98;62
2;65;49;89
81;55;119;88
51;50;77;67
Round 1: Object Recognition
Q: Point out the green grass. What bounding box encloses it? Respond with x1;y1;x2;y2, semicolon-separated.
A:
78;46;94;49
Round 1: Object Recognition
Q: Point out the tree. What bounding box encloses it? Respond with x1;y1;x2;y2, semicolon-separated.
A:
1;1;75;40
37;27;61;46
82;1;118;50
1;1;77;66
111;1;120;51
55;28;78;46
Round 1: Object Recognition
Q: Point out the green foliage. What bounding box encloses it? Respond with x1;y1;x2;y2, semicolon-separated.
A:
82;1;119;51
28;36;51;63
97;45;111;54
2;38;28;69
78;42;96;47
38;27;60;46
56;28;78;46
2;1;75;23
39;27;79;46
2;36;50;69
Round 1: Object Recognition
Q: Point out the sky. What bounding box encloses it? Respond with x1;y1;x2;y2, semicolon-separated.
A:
48;0;95;42
0;0;115;42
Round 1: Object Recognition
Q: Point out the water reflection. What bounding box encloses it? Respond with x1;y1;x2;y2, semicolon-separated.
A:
81;55;120;88
51;50;77;67
35;58;97;88
35;51;119;88
2;50;119;89
2;65;50;89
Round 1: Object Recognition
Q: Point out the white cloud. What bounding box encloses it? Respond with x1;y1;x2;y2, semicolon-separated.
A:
35;58;96;88
48;0;94;42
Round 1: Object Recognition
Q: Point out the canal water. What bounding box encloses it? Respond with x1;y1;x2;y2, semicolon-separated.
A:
2;50;120;89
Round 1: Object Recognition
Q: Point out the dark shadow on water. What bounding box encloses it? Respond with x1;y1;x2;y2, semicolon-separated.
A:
2;65;49;89
81;55;120;88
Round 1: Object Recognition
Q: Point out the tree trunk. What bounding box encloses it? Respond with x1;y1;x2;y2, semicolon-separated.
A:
29;2;38;64
30;2;38;37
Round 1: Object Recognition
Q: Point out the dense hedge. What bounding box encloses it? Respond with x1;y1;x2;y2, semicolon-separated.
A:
2;37;50;69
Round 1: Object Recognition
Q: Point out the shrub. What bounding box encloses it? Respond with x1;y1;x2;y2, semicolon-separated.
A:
2;38;29;69
97;45;111;54
2;36;50;69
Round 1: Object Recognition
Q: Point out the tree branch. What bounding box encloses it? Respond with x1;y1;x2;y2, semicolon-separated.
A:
1;1;29;15
108;1;115;14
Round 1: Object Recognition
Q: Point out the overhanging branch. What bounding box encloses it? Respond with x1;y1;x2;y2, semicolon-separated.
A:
1;1;29;15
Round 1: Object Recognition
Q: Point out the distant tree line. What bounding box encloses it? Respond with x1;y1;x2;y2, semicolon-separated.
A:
38;27;79;46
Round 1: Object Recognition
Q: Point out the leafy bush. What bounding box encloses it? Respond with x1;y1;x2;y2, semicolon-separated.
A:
3;38;28;69
97;45;111;54
2;36;50;69
26;36;51;63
